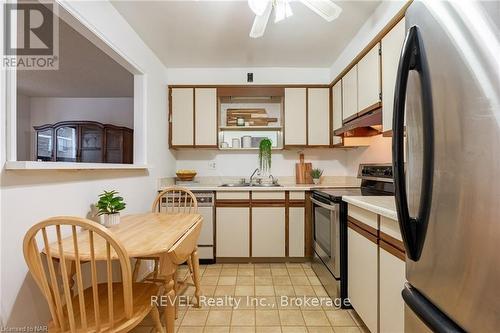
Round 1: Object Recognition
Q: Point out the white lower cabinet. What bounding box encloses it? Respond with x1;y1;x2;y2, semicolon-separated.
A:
252;207;285;257
216;207;249;257
379;247;405;333
348;228;378;333
288;207;305;257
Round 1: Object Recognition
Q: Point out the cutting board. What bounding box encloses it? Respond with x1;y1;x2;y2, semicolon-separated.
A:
295;154;313;184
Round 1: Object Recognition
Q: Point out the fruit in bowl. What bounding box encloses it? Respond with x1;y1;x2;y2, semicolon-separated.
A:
176;169;197;181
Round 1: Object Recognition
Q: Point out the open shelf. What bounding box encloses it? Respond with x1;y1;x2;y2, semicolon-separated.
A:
219;126;282;131
218;147;284;151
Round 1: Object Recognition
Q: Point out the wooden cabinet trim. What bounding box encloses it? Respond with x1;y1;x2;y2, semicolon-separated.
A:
379;231;405;253
252;200;286;207
216;200;251;207
289;200;305;207
380;239;405;261
347;216;378;237
348;220;378;244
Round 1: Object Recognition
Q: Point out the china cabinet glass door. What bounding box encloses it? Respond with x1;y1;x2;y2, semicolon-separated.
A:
36;129;53;161
55;126;77;162
80;125;103;163
105;129;123;163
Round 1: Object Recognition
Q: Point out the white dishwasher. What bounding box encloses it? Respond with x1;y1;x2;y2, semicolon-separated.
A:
194;192;215;263
162;190;215;263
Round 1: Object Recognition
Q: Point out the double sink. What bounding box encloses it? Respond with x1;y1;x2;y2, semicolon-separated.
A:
219;183;282;188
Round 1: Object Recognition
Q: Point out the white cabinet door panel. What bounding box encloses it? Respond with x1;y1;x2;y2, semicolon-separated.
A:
171;88;194;146
195;88;217;146
342;66;358;121
307;88;330;146
358;43;381;112
284;88;307;145
216;207;249;257
289;207;305;257
332;81;343;145
380;247;405;333
382;18;406;132
252;207;285;257
348;228;378;333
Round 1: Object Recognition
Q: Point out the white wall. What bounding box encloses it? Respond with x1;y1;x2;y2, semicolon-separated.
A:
0;0;174;326
167;67;331;85
346;135;393;175
175;148;350;177
29;97;134;128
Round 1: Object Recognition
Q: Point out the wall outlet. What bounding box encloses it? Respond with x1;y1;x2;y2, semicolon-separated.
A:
208;161;217;170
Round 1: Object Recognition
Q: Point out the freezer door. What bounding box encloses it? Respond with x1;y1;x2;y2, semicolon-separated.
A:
393;1;500;331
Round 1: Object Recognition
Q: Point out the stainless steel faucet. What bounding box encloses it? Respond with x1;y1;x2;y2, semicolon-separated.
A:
249;168;260;184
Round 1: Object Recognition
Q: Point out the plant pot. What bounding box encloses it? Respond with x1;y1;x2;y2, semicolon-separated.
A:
313;178;321;184
103;213;120;227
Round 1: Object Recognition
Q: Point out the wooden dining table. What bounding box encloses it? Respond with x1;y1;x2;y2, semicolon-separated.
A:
46;212;203;333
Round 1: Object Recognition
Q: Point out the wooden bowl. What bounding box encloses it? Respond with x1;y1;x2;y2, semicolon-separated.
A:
176;172;197;181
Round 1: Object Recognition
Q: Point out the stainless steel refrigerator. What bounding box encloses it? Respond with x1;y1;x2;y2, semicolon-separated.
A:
392;1;500;332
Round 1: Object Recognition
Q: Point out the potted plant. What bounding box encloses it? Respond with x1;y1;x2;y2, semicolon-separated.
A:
96;190;126;227
259;138;272;174
311;168;323;184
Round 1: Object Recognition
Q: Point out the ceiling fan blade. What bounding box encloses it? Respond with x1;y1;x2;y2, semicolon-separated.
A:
299;0;342;22
249;2;272;38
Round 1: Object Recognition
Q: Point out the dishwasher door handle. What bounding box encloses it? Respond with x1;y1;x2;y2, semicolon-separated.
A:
311;197;338;211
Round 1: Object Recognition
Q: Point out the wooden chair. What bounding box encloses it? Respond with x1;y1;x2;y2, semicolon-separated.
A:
133;187;201;307
23;216;164;333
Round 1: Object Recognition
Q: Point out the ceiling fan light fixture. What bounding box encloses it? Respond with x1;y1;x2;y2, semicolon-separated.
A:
299;0;342;22
248;0;269;16
275;0;293;23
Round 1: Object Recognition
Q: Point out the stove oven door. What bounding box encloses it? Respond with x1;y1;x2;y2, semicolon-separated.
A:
311;195;341;279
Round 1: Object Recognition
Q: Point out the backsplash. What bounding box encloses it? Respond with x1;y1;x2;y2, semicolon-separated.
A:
173;134;392;178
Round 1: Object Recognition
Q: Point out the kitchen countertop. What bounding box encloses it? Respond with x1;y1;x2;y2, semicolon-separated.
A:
342;196;398;220
160;184;360;192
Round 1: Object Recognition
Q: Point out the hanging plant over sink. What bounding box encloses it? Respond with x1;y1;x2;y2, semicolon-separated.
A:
259;138;272;173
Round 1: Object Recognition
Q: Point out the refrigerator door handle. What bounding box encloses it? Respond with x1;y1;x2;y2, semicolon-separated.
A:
392;25;434;261
402;284;465;332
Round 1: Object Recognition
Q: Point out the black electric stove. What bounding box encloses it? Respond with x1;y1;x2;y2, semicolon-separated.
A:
311;164;394;309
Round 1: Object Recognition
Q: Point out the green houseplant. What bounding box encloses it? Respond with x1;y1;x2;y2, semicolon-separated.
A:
311;168;323;184
96;190;126;227
259;138;272;173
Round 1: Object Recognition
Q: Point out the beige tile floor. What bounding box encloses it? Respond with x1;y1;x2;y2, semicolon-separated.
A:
132;262;369;333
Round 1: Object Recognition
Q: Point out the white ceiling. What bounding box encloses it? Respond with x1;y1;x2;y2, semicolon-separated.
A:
17;13;134;97
112;0;381;68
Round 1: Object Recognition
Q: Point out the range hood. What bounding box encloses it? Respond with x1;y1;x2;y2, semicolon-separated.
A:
334;107;382;137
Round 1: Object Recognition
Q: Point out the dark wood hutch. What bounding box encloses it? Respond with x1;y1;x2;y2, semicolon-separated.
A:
34;121;133;164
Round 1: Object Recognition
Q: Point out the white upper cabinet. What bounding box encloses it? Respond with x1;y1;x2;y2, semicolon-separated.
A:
332;81;343;145
284;88;307;146
357;42;381;112
307;88;330;146
171;88;194;146
195;88;217;146
342;66;358;121
382;18;406;133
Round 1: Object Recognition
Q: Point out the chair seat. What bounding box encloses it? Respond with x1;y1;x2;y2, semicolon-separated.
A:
48;282;160;333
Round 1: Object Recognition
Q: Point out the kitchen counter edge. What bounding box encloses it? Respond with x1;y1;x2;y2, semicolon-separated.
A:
342;196;398;220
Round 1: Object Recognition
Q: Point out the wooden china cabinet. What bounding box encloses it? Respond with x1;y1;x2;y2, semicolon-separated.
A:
34;121;133;164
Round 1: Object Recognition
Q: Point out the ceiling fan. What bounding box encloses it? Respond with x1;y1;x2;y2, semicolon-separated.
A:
248;0;342;38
